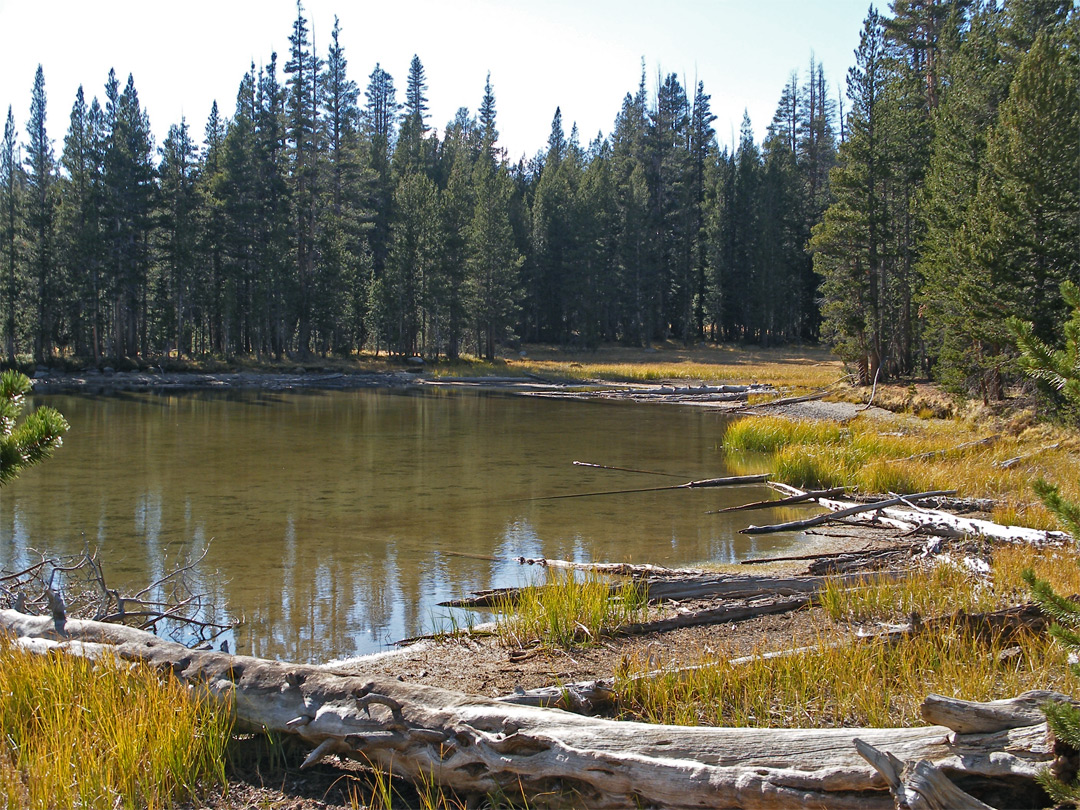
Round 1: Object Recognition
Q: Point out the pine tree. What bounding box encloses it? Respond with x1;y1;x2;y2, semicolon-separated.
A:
812;9;891;383
0;370;68;486
917;1;1009;391
478;72;499;162
59;86;106;361
383;171;439;356
157;118;199;357
318;23;367;353
609;73;653;345
1012;279;1080;806
255;55;294;358
284;0;323;356
101;71;155;358
404;55;429;133
436;124;475;358
24;65;57;363
467;161;521;360
362;63;398;288
0;107;22;362
195;100;227;355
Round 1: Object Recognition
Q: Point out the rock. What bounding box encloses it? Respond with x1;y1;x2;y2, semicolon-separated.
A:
292;366;306;374
102;366;115;376
407;356;425;366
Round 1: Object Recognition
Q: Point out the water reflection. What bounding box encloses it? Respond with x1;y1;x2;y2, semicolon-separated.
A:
1;388;805;662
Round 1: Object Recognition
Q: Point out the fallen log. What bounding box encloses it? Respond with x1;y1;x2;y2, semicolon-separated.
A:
572;461;684;477
0;609;1052;809
736;389;830;410
920;691;1077;734
521;473;770;502
442;571;879;609
615;594;810;637
855;738;998;810
708;486;848;514
996;443;1062;470
885;435;1001;464
514;556;688;577
742;491;957;534
766;483;1070;544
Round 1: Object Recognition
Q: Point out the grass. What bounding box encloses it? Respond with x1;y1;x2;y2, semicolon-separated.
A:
618;543;1080;729
616;623;1075;728
723;414;1080;531
502;343;843;389
0;636;231;809
494;571;649;649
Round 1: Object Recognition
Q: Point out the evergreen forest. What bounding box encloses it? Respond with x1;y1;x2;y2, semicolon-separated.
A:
0;0;1076;399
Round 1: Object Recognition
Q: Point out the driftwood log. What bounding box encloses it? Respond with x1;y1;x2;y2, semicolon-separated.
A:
766;483;1071;544
0;609;1054;809
442;570;881;609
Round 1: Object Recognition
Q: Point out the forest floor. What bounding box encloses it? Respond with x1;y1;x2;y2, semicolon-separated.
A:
30;344;1069;808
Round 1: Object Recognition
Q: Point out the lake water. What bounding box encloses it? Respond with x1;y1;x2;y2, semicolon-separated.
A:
2;388;806;662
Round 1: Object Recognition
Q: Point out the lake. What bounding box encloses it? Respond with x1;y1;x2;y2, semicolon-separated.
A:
2;388;806;662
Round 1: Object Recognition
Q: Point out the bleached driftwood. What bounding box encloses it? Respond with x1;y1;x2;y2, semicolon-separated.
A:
855;738;998;810
442;570;880;609
742;491;957;535
0;609;1052;809
921;691;1077;734
768;483;1070;544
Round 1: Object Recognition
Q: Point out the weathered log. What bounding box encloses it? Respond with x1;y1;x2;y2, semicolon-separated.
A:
885;435;1000;465
855;738;999;810
615;595;810;637
920;691;1076;734
0;609;1052;809
742;491;957;535
572;461;683;477
515;556;687;577
766;483;1070;544
737;389;830;410
523;473;769;502
806;549;909;575
709;487;848;515
442;570;860;609
996;443;1062;470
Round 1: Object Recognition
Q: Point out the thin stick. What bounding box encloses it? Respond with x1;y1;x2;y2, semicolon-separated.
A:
741;490;957;535
521;474;770;502
572;461;683;478
707;487;847;514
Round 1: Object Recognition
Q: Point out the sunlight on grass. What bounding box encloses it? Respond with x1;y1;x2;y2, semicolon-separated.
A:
722;414;1080;530
616;623;1076;728
0;637;231;810
820;545;1080;624
494;571;649;648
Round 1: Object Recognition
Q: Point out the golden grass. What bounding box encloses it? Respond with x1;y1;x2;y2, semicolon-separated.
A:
619;544;1080;730
0;637;231;809
616;623;1076;728
494;571;649;649
820;545;1080;624
722;414;1080;531
501;343;844;390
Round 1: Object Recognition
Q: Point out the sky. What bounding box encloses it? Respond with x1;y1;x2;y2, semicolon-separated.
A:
0;0;873;164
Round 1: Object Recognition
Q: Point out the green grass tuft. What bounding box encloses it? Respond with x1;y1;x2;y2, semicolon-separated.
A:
495;571;649;649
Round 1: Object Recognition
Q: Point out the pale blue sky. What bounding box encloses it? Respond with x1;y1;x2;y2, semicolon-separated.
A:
0;0;873;162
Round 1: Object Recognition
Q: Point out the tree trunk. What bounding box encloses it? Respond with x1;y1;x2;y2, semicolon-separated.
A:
0;609;1053;809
